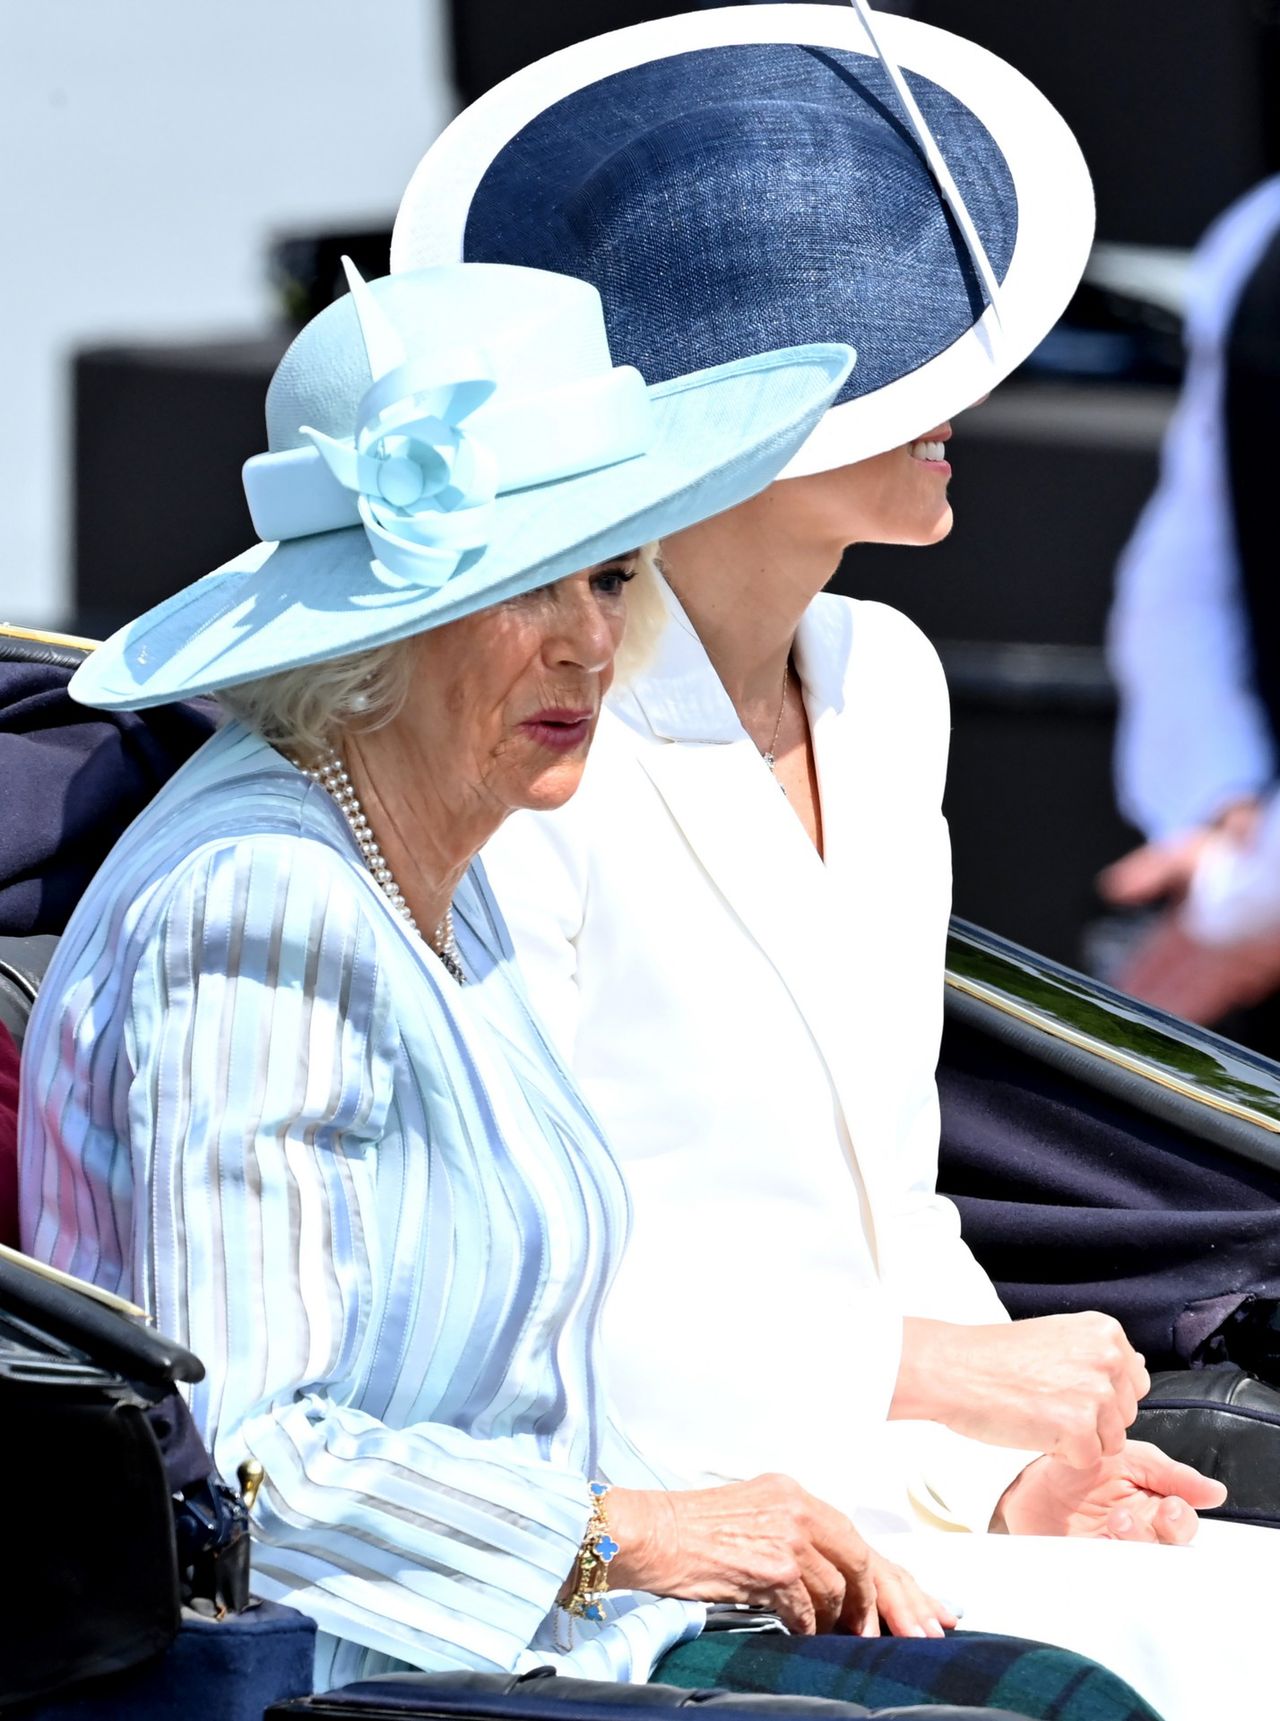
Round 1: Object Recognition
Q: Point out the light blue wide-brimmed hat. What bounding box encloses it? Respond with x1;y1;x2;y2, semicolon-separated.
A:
392;2;1093;478
71;261;853;710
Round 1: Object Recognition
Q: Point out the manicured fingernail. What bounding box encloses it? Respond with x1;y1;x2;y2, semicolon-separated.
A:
926;1618;944;1638
1165;1500;1182;1519
909;1624;926;1638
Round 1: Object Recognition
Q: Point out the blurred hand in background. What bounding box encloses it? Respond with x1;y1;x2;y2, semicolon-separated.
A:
1099;796;1280;1022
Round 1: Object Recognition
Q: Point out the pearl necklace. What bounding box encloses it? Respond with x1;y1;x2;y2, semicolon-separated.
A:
293;746;465;985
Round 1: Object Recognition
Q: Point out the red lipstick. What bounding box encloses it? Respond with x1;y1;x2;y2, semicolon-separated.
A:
520;707;594;753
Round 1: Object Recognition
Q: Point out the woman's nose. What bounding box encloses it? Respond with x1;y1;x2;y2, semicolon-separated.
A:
545;594;615;674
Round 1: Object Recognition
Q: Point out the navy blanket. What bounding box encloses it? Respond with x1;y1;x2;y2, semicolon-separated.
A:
0;659;214;935
937;1015;1280;1369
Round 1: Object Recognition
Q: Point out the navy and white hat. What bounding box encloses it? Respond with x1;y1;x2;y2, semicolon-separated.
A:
392;2;1094;477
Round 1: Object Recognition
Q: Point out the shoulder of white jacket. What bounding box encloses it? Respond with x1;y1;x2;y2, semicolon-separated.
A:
805;593;947;697
838;592;938;651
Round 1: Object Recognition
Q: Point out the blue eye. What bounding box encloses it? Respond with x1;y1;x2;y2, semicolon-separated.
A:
591;566;637;597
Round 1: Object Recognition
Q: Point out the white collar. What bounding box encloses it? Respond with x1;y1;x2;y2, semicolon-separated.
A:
609;573;852;743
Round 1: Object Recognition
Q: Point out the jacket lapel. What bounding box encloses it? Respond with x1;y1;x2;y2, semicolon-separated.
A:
794;592;863;877
611;582;888;1261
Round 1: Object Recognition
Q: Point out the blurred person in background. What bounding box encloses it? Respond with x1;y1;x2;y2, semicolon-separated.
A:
1102;176;1280;1034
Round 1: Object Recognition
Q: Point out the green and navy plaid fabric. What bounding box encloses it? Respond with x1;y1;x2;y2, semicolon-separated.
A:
654;1629;1160;1721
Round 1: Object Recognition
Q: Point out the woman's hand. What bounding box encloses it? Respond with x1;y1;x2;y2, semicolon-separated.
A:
1097;799;1262;909
1101;911;1280;1025
992;1441;1227;1540
894;1313;1149;1467
605;1476;956;1638
1097;803;1280;1024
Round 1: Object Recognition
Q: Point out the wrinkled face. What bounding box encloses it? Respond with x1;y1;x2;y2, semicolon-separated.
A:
775;420;956;549
403;557;636;818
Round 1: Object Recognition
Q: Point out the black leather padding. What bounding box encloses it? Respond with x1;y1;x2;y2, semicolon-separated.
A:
1132;1366;1280;1528
0;931;59;1046
0;1249;203;1396
0;633;91;672
267;1671;1033;1721
1;1332;181;1708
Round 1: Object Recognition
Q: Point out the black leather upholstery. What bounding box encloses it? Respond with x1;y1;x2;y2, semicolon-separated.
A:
268;1672;1033;1721
1131;1365;1280;1528
0;931;58;1047
0;634;91;672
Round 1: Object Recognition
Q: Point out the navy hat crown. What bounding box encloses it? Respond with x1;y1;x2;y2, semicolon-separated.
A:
464;43;1018;405
393;2;1095;478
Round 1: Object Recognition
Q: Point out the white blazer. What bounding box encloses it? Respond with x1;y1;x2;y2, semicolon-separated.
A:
484;581;1280;1721
483;578;1030;1535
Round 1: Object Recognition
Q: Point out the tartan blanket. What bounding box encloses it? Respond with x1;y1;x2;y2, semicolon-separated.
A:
654;1630;1159;1721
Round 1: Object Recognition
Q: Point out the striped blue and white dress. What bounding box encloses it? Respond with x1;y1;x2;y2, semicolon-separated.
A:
18;722;702;1687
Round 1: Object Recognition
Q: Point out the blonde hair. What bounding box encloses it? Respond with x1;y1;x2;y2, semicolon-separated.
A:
218;542;668;757
612;541;668;683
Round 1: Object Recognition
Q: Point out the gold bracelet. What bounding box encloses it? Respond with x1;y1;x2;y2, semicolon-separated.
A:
564;1481;619;1623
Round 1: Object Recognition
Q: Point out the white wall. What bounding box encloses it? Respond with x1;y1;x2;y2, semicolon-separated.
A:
1;0;453;626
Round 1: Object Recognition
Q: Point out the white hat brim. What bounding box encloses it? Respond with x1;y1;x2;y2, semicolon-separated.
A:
392;3;1094;477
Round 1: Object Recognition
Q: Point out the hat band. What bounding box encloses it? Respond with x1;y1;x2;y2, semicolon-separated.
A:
243;363;654;587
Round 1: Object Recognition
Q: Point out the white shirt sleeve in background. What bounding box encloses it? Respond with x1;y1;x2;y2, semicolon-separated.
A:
1108;177;1280;840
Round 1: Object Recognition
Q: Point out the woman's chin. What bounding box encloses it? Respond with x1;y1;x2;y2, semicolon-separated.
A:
868;504;954;549
516;757;590;814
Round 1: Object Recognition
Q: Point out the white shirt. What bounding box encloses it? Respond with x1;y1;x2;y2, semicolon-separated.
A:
1109;177;1280;842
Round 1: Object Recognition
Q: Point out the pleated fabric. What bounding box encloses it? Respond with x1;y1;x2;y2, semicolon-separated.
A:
17;721;701;1685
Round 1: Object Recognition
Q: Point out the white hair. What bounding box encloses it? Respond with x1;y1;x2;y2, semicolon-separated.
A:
218;543;668;758
612;541;668;684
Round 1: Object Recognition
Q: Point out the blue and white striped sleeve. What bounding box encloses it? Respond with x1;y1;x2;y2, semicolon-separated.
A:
124;836;592;1672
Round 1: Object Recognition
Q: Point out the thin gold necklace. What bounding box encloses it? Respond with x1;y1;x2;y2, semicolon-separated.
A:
761;656;792;784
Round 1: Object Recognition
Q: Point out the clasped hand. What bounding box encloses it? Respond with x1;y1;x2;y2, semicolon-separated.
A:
994;1440;1227;1540
606;1474;956;1638
895;1313;1227;1540
598;1314;1225;1639
897;1311;1151;1467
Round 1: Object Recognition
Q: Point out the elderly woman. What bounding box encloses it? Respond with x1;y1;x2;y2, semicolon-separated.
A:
13;258;1152;1716
391;8;1279;1721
